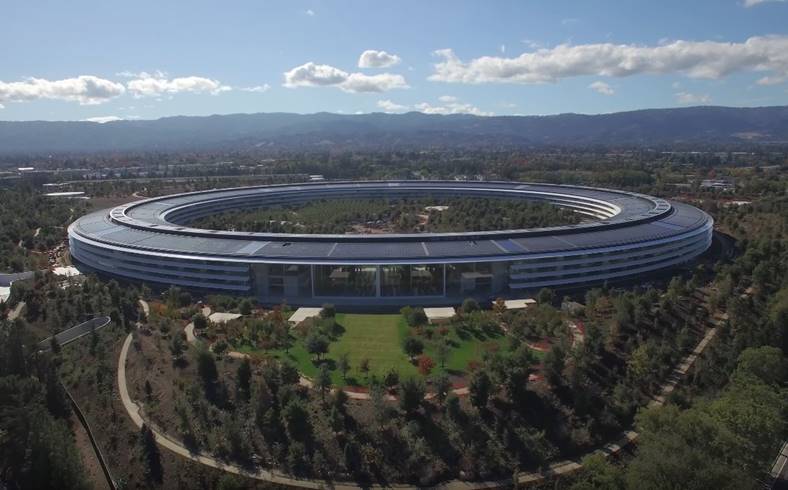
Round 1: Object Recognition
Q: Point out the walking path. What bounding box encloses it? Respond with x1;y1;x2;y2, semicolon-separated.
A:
117;318;719;489
184;306;211;344
8;301;25;320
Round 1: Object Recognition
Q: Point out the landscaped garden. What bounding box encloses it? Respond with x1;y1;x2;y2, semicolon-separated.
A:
224;306;519;387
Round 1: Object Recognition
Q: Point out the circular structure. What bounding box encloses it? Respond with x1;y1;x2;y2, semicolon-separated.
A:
69;181;712;307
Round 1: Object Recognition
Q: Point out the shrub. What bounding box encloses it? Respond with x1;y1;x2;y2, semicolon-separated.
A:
320;304;336;318
461;298;480;314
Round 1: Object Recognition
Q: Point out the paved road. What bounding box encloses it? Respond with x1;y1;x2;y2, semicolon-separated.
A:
38;316;111;350
0;271;37;287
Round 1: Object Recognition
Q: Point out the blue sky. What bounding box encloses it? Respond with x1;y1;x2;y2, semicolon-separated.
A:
1;0;787;121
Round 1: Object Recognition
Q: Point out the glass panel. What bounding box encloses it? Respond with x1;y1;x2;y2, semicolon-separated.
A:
381;264;443;296
314;265;377;297
446;262;493;296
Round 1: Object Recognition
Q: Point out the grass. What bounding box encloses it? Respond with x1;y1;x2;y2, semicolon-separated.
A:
246;312;537;387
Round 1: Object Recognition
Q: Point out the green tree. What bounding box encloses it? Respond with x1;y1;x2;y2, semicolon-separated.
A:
316;363;332;402
432;373;452;407
469;369;492;410
402;336;424;361
398;377;425;416
236;358;252;402
337;352;351;382
305;334;329;361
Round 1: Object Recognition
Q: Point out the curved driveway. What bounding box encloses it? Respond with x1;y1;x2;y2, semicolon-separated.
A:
117;325;718;489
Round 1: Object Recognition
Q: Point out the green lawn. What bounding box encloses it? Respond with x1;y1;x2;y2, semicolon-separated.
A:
253;312;534;386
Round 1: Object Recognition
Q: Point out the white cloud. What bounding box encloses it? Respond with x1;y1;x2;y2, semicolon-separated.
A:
376;99;409;112
127;74;230;97
500;44;506;54
743;0;785;7
415;96;493;116
376;96;491;116
358;50;402;68
429;36;788;86
589;81;615;95
675;91;712;104
284;62;349;87
241;84;271;93
283;62;408;92
82;116;124;123
0;75;125;105
305;9;315;16
0;103;4;109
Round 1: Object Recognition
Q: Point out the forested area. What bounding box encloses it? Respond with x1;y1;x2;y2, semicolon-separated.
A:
0;275;143;489
192;197;580;234
0;187;86;272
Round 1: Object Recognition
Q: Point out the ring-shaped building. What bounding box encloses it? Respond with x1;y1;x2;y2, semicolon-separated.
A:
68;181;713;306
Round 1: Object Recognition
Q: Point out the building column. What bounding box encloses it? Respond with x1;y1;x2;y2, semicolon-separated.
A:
375;265;381;297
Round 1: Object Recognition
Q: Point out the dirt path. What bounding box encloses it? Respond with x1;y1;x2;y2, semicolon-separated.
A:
71;414;111;490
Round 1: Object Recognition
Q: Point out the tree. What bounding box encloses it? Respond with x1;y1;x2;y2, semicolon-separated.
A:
196;349;219;402
169;331;186;361
402;336;424;361
305;334;329;361
337;352;351;382
493;297;508;315
384;368;400;389
432;373;451;406
398;377;425;416
469;369;492;410
537;287;556;306
320;303;336;318
569;453;624;490
281;399;312;442
461;297;480;314
192;313;208;330
436;340;450;368
359;358;371;381
316;363;332;402
239;299;253;316
236;358;252;402
417;355;435;376
544;343;567;387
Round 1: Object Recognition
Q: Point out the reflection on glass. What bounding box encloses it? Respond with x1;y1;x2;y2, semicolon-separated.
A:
381;264;443;296
314;265;377;297
446;262;493;296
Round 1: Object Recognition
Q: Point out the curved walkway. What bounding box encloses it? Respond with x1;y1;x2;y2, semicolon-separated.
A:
117;323;718;489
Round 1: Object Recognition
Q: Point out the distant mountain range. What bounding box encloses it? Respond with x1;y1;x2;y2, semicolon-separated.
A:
1;105;787;155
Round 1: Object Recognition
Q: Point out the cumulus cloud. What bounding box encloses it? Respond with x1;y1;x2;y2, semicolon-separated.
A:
675;91;711;104
358;50;402;68
429;36;788;86
283;62;408;92
241;84;271;93
589;81;615;95
376;96;491;115
0;75;125;105
82;116;124;123
126;74;230;97
743;0;785;6
376;99;409;112
305;9;315;16
416;96;492;116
